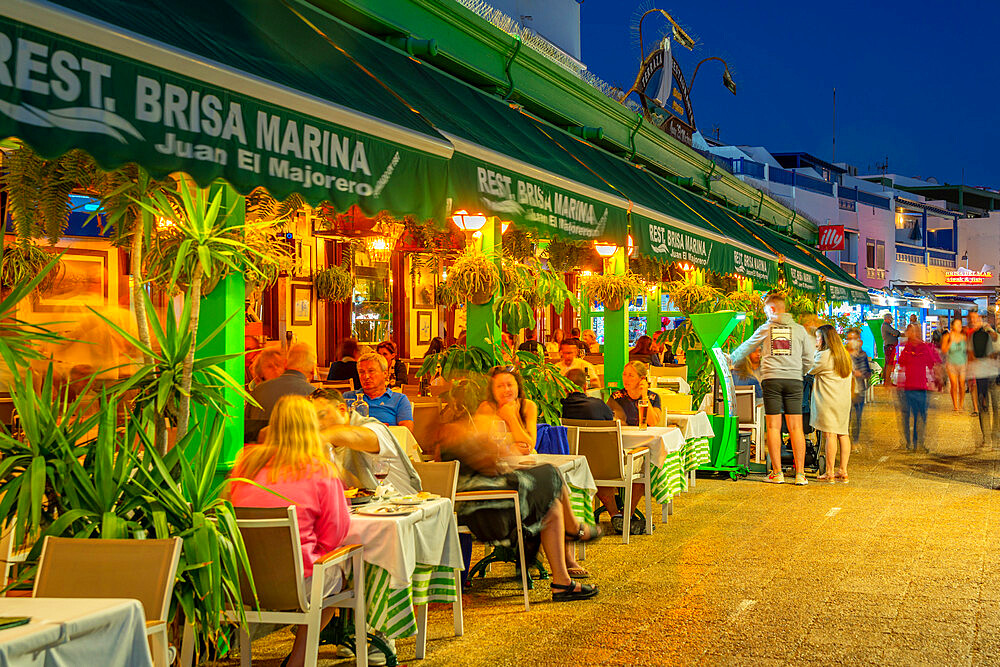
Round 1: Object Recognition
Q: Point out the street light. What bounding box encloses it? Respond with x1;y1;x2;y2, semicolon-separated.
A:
450;209;487;232
594;241;618;258
689;56;737;96
638;8;694;64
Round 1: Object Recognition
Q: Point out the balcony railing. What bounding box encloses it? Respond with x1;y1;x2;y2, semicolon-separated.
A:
866;267;886;280
896;251;924;265
839;261;857;277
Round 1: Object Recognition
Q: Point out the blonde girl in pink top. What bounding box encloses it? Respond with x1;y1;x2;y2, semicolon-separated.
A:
229;395;351;667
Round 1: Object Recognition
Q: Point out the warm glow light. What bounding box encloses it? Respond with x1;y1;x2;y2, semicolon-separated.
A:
156;216;175;230
594;241;618;258
451;209;487;231
580;270;593;277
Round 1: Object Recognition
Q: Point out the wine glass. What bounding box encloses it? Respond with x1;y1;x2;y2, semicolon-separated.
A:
372;458;390;492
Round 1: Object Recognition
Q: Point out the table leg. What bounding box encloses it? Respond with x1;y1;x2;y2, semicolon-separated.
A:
452;570;464;637
415;604;428;659
668;499;674;515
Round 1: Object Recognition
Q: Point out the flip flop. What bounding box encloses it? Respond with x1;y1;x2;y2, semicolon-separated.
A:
567;567;590;579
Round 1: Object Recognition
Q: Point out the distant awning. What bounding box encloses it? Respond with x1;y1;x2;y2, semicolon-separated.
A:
2;0;453;219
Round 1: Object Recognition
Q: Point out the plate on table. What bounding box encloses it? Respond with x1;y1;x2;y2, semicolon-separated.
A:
392;492;440;505
344;488;376;506
356;504;420;516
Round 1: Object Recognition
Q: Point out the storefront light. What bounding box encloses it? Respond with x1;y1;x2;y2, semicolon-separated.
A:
594;242;618;258
451;209;487;232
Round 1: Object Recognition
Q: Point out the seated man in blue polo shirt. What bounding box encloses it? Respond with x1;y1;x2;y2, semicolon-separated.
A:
345;352;415;432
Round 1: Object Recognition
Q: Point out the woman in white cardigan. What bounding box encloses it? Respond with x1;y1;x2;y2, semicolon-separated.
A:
809;325;854;482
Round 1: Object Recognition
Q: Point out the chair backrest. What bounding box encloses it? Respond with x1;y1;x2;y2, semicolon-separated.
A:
233;506;307;612
412;461;459;502
656;364;688;378
561;418;614;454
323;380;355;392
399;384;422;396
0;398;14;427
34;536;182;622
583;355;603;365
660;393;693;413
734;387;756;425
564;420;624;480
411;402;442;457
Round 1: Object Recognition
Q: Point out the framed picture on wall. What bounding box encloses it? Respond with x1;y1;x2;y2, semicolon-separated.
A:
291;284;313;326
412;263;436;310
35;248;108;312
417;311;433;345
293;242;314;278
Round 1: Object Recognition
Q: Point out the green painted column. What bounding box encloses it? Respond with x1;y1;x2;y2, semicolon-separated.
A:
195;184;246;474
647;285;661;335
603;247;628;391
466;218;500;357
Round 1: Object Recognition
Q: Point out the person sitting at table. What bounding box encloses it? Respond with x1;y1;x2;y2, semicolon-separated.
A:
476;367;538;454
228;395;351;667
561;369;613;421
245;343;317;443
607;361;663;428
545;328;564;357
580;329;600;354
326;338;362;390
555;340;599;389
310;388;421;495
247;344;285;391
517;329;545;357
598;361;663;535
629;335;663;367
732;346;764;402
376;340;407;387
344;353;415;431
437;390;601;598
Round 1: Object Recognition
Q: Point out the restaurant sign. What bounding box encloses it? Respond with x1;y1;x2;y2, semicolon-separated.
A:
732;248;777;284
0;15;449;219
945;270;992;285
449;154;627;242
785;264;820;292
826;283;850;302
632;213;713;268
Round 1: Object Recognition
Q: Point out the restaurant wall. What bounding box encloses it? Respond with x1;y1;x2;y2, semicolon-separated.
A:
405;255;437;359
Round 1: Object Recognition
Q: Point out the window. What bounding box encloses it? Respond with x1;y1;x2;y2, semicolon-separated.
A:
876;240;886;269
866;238;875;269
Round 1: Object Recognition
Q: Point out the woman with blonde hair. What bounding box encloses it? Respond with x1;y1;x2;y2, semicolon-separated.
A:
809;325;854;482
229;395;351;667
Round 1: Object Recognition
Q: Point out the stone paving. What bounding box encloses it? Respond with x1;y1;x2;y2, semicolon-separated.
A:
222;387;1000;666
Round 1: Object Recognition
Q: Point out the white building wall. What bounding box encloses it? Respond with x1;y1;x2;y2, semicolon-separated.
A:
487;0;581;60
959;212;1000;291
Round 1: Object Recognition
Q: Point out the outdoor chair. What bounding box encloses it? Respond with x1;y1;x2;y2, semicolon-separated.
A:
228;506;367;667
411;460;464;653
562;419;652;545
321;379;355;392
454;488;530;611
411;402;442;459
33;536;183;667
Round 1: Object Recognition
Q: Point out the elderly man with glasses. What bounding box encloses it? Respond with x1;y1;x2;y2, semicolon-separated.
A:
343;352;415;432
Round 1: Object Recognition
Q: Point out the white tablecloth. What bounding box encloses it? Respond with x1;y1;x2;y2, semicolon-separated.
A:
667;412;715;440
620;425;685;467
387;425;421;462
508;454;596;494
0;598;151;667
653;376;691;393
345;497;462;590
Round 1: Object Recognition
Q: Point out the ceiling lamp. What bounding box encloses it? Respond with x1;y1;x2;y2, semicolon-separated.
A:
366;236;393;264
594;241;618;258
451;209;487;232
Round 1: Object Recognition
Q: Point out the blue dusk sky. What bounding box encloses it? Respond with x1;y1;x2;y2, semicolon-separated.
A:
579;1;1000;188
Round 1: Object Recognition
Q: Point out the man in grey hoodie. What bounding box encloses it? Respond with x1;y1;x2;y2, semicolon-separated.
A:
732;291;816;485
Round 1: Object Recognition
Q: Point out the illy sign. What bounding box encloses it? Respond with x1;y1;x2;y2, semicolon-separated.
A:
818;224;845;251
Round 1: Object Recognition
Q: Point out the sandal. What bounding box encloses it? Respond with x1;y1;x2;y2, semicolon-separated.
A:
816;473;835;482
567;566;590;579
835;472;849;483
566;523;603;542
551;581;599;601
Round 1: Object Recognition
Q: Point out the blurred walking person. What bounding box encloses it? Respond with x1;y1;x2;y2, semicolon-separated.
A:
732;291;815;486
810;325;853;482
968;311;1000;446
881;313;902;386
846;328;872;450
942;317;969;412
897;325;937;452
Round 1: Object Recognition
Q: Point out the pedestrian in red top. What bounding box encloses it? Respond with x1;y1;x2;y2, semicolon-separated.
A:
896;324;939;452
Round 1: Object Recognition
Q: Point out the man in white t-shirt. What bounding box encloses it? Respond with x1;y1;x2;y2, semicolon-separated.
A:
309;388;421;495
555;340;599;389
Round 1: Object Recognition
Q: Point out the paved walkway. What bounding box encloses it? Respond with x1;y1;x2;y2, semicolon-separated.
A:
224;388;1000;666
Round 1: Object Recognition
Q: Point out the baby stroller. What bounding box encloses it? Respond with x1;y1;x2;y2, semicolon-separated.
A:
765;375;826;474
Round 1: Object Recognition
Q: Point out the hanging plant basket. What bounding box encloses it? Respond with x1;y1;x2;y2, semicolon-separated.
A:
446;249;500;304
470;290;493;305
581;272;645;311
0;243;60;292
313;265;354;302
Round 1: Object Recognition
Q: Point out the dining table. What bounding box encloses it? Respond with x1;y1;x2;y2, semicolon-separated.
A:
507;453;597;528
345;496;463;645
0;597;152;667
620;425;686;522
666;411;716;488
387;425;422;462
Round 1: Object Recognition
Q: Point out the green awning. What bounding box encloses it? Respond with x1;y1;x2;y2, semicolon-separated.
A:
3;0;453;219
826;282;872;305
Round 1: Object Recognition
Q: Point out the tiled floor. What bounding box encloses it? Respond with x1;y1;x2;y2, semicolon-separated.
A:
218;387;1000;666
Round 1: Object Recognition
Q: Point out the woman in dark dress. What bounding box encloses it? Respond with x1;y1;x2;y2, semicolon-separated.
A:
437;373;601;599
607;361;663;427
628;335;663;367
327;338;362;391
376;340;407;387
